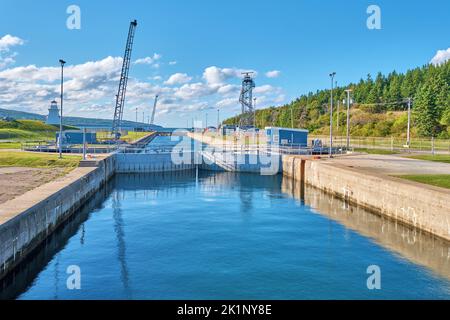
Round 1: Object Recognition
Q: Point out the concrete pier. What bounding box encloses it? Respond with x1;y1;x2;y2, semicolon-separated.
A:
282;155;450;242
0;156;115;280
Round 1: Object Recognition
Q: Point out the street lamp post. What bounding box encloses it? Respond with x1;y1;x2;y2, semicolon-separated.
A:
344;89;353;150
407;97;412;148
217;108;220;129
253;97;257;128
58;59;66;159
329;72;336;157
335;81;339;133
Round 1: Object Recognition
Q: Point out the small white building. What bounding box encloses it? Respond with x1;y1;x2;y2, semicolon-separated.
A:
46;100;60;125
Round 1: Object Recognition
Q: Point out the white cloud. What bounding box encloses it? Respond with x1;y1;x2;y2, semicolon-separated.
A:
0;54;285;126
265;70;281;78
164;72;192;85
431;48;450;65
174;82;216;100
169;61;177;65
216;97;238;108
217;84;240;95
0;34;25;69
203;66;256;85
134;53;162;65
0;34;24;51
254;84;280;95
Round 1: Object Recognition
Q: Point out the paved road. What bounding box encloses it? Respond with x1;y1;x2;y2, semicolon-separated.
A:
322;154;450;175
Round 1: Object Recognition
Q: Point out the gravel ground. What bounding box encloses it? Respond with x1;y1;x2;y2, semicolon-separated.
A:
0;167;66;204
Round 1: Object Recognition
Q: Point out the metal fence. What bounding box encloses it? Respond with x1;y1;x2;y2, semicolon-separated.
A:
310;135;450;154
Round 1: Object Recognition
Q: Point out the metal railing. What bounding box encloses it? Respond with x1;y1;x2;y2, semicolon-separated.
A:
310;135;450;154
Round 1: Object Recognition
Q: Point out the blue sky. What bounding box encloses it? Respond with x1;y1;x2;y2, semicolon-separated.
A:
0;0;449;127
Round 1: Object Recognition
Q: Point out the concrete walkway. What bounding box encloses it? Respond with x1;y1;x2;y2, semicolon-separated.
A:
322;153;450;175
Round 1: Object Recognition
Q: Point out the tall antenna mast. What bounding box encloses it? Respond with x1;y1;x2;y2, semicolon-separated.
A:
112;19;138;139
239;72;256;128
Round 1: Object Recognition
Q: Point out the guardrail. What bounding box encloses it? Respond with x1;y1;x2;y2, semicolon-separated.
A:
118;143;350;156
310;135;450;154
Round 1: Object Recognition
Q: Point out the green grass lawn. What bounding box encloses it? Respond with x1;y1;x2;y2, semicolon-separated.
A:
0;142;21;149
396;174;450;189
405;154;450;164
0;120;78;141
354;148;399;155
0;151;81;171
0;128;55;140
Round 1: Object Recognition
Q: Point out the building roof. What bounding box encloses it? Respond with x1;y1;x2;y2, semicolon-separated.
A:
265;127;309;133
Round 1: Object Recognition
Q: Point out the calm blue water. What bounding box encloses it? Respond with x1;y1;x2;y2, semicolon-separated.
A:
2;171;449;300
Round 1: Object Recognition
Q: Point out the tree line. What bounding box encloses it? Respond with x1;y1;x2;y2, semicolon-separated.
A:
224;61;450;138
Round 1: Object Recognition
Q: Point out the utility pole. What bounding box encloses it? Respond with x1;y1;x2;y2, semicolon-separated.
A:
82;127;87;161
217;108;220;129
329;72;336;157
135;108;138;124
345;89;352;150
253;97;257;128
335;81;339;133
407;97;412;148
290;104;294;129
58;59;66;159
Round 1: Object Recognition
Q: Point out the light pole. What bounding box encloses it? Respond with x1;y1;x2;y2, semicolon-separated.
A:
253;97;257;128
336;81;339;132
217;108;220;129
290;104;294;128
329;72;336;157
58;59;66;159
344;89;353;150
407;97;412;148
135;108;138;123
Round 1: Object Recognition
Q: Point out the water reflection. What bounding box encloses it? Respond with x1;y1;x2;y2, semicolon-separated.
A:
281;177;450;281
0;185;111;299
112;191;131;299
1;171;449;299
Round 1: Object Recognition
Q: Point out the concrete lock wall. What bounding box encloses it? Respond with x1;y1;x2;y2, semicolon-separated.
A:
282;155;450;242
115;153;196;173
0;156;116;280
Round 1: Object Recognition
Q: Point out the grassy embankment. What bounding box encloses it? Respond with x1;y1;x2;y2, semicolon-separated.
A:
405;154;450;164
396;174;450;189
0;151;81;173
93;131;151;143
353;148;399;155
0;120;78;149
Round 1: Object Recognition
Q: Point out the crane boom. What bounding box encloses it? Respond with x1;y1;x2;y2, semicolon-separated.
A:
112;20;138;139
150;95;159;125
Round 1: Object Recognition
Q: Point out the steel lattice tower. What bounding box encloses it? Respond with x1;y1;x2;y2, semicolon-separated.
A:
239;72;256;128
112;20;138;139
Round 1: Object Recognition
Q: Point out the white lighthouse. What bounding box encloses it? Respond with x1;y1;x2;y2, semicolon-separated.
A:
46;100;60;125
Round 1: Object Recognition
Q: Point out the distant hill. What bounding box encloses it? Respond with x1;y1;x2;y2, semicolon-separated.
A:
0;107;163;131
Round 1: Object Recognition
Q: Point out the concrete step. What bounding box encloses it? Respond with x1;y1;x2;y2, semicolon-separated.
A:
78;160;99;167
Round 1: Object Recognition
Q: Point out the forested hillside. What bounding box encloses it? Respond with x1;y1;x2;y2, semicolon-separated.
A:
224;61;450;138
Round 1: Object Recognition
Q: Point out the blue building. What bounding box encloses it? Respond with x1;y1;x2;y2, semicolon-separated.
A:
265;127;309;147
56;131;97;145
